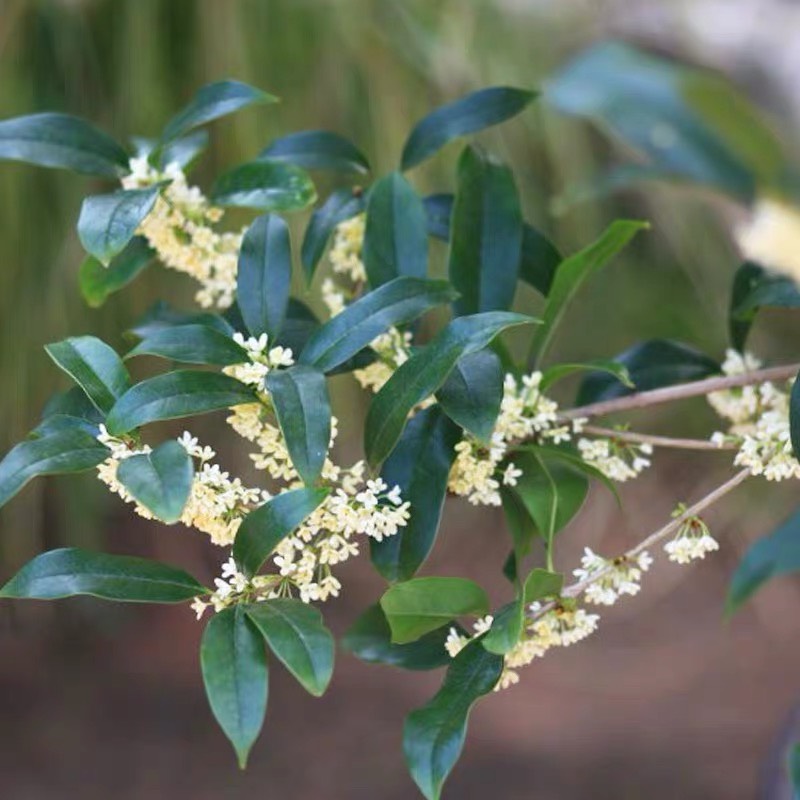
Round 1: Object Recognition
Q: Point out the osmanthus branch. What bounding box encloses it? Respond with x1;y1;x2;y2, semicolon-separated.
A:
527;467;751;621
559;362;800;422
579;424;737;451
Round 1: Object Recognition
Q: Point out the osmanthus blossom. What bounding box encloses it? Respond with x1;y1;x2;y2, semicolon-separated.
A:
736;196;800;285
663;505;719;564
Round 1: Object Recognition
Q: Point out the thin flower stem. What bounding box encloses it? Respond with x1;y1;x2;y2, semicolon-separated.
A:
527;468;751;620
580;424;737;451
560;363;800;421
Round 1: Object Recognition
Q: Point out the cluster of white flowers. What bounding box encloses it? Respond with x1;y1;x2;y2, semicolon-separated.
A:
353;328;414;394
572;547;653;605
709;350;800;481
96;427;268;545
736;197;800;284
577;436;653;482
663;505;719;564
444;615;495;658
190;557;280;619
222;333;295;389
122;156;243;308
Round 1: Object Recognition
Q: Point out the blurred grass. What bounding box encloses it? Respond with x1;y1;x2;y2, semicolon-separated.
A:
0;0;764;559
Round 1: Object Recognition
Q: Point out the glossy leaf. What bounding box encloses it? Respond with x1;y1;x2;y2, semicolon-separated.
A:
245;599;334;696
265;365;331;486
133;129;209;170
481;600;524;655
300;187;365;282
129;301;233;339
523;568;564;603
540;359;633;393
364;312;536;468
45;335;131;414
105;371;255;435
520;223;562;297
200;606;267;769
233;487;329;577
77;185;161;265
363;172;428;287
0;112;129;177
299;277;457;372
449;146;522;316
530;220;648;363
370;406;461;581
342;604;462;671
403;642;504;800
0;547;206;602
126;324;248;366
116;440;194;524
237;213;292;340
259;130;369;174
276;299;321;355
500;488;537;582
40;386;104;425
401;86;535;171
436;348;503;442
380;577;489;644
79;236;155;308
423;193;453;240
577;339;719;405
212;160;316;211
161;80;276;145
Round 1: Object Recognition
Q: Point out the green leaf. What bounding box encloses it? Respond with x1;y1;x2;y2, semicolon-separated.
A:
403;641;504;800
790;743;800;799
45;335;131;414
401;86;535;171
161;80;276;145
300;187;365;282
449;146;522;316
370;406;461;582
245;599;334;696
730;261;800;351
523;568;564;603
77;185;161;265
436;348;503;442
520;224;561;297
0;112;129;177
265;365;331;486
79;236;155;308
727;506;800;613
237;213;292;341
116;440;194;524
0;547;206;602
529;220;647;364
500;488;537;582
276;299;321;355
105;371;255;435
233;487;330;577
363;172;428;287
539;359;633;393
364;312;536;469
129;301;233;339
212;160;316;211
298;277;457;372
134;129;209;171
200;606;267;769
259;130;369;174
41;385;104;423
481;600;524;655
423;193;453;240
577;339;719;405
791;373;800;461
0;428;108;509
380;577;489;644
342;603;462;671
126;324;249;366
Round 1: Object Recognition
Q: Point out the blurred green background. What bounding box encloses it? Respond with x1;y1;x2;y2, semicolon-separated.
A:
1;1;800;798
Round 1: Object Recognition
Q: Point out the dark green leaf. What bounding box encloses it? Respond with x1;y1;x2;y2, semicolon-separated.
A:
436;348;503;442
233;487;329;577
0;547;206;602
45;335;131;414
500;488;537;581
116;440;194;524
380;577;489;644
149;129;210;169
481;600;523;655
237;213;292;340
276;299;320;355
32;413;99;438
298;277;457;372
245;599;334;696
212;160;316;211
529;220;648;363
129;301;233;339
401;86;535;171
77;186;161;265
370;406;461;581
79;236;155;308
105;371;255;435
449;146;522;316
342;603;462;671
790;743;800;799
259;130;369;174
161;80;276;145
300;187;365;282
265;365;331;486
520;224;562;297
403;642;504;800
363;172;428;287
523;568;564;603
364;312;536;469
577;339;719;405
200;606;267;769
41;385;104;424
0;112;129;177
423;193;453;240
126;324;249;366
540;359;633;393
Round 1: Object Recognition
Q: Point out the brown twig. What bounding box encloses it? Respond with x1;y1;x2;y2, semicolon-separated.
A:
579;424;737;451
